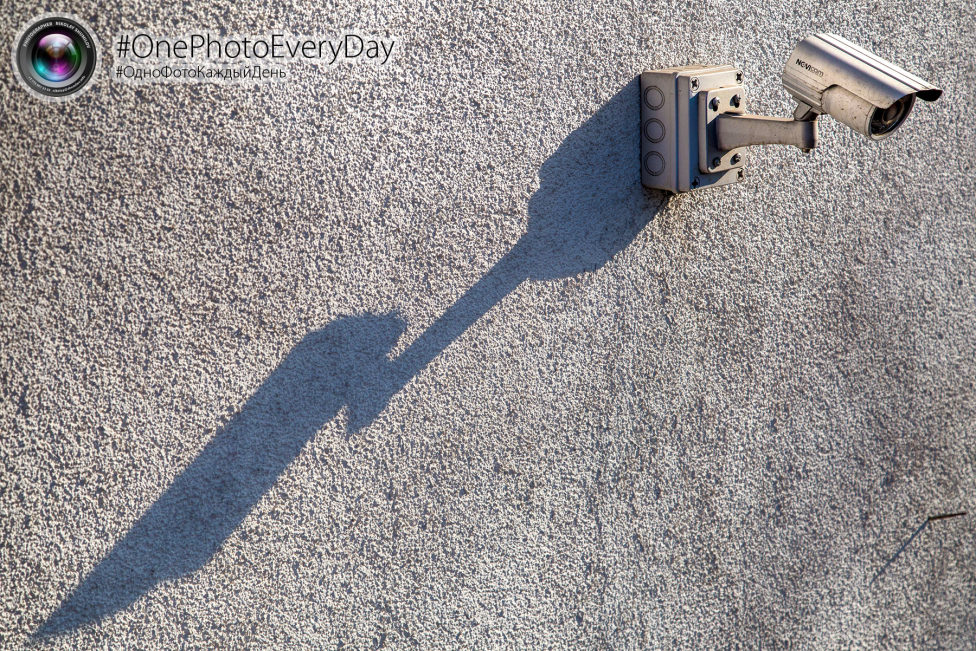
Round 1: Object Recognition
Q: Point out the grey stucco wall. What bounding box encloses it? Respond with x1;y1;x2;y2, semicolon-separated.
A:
1;0;974;647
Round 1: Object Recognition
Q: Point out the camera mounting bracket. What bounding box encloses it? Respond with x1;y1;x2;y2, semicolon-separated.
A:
641;65;818;193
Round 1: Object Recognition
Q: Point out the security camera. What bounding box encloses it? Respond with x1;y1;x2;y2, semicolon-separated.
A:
783;33;942;140
640;33;942;192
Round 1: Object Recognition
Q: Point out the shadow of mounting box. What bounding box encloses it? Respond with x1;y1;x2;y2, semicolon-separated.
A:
641;65;747;193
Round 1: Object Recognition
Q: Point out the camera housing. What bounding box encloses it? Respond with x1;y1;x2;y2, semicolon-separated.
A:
783;33;942;139
641;33;942;193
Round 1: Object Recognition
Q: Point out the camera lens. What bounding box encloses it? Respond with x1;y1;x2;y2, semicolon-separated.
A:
870;95;915;137
14;16;98;99
32;32;82;82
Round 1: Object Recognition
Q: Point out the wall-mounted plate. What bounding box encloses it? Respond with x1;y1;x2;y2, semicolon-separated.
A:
698;85;747;174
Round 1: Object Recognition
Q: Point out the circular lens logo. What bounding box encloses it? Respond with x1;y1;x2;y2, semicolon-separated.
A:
12;15;98;100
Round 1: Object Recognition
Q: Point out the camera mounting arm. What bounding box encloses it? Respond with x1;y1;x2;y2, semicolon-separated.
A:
713;112;818;153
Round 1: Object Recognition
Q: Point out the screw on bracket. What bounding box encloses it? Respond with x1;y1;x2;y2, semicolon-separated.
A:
710;97;720;111
731;94;741;108
691;77;700;90
731;153;742;165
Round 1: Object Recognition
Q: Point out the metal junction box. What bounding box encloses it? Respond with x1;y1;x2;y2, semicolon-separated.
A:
640;65;748;193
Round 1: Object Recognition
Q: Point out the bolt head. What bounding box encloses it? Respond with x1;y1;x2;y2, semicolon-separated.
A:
712;157;721;168
691;78;700;90
735;71;743;83
731;153;742;165
710;97;720;111
731;94;741;108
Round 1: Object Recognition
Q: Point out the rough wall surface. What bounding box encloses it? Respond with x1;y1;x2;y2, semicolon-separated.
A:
1;0;974;647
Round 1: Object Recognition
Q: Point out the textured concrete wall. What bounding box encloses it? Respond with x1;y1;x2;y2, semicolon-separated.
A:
2;0;974;647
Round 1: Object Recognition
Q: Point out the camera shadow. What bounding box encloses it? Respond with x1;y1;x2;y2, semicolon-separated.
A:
34;76;669;638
